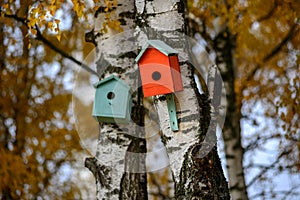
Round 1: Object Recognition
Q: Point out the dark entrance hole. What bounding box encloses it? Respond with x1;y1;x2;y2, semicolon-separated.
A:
107;92;115;100
152;71;161;81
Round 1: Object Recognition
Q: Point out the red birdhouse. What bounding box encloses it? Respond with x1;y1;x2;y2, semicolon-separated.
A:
135;40;183;97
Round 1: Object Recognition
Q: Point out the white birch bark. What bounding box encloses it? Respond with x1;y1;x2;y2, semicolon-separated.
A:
135;0;201;184
85;1;142;199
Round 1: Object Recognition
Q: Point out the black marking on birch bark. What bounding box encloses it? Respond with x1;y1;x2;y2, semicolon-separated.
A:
131;104;145;127
118;10;136;26
104;66;127;74
179;61;190;65
85;157;112;189
106;134;131;145
176;1;185;13
168;146;182;153
134;2;148;28
183;85;192;89
96;56;111;77
118;51;137;59
94;5;119;18
119;11;136;19
181;126;198;134
160;133;172;144
176;109;190;114
156;95;167;102
178;113;200;123
85;29;97;46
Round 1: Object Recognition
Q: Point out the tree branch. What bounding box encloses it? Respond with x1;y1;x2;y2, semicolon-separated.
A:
35;26;99;77
246;149;292;187
1;12;99;77
241;23;299;93
249;183;300;200
257;0;278;22
0;12;27;25
244;134;282;153
263;23;298;62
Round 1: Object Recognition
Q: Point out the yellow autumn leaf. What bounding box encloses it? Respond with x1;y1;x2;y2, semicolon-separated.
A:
3;3;9;9
93;5;100;11
56;34;61;41
48;21;53;28
31;29;37;35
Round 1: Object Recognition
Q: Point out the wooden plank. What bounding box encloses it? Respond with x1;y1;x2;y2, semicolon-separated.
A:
166;93;179;131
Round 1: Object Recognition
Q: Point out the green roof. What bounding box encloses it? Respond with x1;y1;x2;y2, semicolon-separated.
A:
135;40;178;62
93;75;130;90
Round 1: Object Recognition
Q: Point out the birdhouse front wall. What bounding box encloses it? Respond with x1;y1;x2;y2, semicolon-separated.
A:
139;63;174;97
92;78;131;123
139;48;170;66
138;48;183;97
94;82;126;117
138;48;174;97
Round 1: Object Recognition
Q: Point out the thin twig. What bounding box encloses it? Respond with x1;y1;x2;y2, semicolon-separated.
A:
35;26;99;77
1;12;99;77
246;149;292;187
241;23;299;93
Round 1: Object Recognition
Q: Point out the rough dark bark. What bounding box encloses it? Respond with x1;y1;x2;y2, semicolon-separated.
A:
177;146;230;200
175;65;230;199
120;85;148;200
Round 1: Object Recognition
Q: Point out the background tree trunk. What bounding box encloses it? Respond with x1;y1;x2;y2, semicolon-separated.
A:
213;29;249;200
188;6;249;199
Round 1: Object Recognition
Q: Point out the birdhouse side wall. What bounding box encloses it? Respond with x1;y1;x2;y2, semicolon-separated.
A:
169;55;183;92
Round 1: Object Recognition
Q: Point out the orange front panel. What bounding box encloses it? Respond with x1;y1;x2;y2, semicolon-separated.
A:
139;63;174;97
139;48;169;66
142;84;172;97
169;55;183;92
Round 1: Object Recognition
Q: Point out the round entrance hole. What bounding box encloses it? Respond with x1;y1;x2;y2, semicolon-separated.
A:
107;92;115;100
152;71;161;81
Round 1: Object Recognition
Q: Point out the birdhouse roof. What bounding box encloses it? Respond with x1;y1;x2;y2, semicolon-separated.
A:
135;40;178;62
93;75;130;90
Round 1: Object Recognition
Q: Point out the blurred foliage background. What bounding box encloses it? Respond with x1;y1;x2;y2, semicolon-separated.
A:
0;0;96;199
0;0;299;199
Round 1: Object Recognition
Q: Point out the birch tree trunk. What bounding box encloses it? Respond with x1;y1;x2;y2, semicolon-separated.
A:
84;1;148;199
85;0;230;199
136;1;229;198
213;28;249;200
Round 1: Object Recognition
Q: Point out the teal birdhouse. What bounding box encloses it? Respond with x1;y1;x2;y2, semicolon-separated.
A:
92;75;131;124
